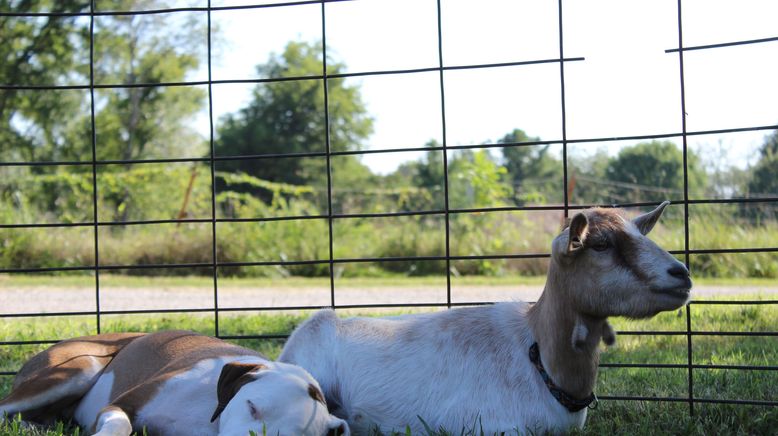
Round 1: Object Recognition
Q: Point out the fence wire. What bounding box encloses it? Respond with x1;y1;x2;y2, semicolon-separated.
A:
0;0;776;418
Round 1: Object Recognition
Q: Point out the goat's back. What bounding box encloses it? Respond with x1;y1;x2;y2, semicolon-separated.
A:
280;302;586;434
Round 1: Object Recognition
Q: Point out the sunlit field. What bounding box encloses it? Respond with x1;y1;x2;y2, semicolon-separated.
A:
2;295;775;435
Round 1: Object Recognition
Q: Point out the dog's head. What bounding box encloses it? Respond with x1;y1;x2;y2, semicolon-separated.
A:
212;361;349;436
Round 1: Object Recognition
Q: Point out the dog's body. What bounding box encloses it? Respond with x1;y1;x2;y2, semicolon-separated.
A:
1;330;348;436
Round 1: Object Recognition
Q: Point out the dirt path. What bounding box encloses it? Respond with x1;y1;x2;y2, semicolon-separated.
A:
1;284;775;315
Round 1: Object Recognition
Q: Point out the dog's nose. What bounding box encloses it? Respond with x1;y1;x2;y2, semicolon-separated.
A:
667;265;689;280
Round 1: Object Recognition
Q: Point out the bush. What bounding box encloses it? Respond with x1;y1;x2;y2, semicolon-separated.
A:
1;167;775;278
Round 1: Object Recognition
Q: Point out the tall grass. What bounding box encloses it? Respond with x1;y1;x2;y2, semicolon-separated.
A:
1;167;776;278
2;210;775;279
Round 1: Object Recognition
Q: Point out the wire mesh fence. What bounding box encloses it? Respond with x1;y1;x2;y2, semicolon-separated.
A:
0;0;776;421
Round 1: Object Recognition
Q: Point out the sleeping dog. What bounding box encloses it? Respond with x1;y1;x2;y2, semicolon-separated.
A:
0;330;348;436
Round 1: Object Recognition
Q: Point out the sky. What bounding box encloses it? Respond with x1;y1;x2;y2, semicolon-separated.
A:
189;0;778;175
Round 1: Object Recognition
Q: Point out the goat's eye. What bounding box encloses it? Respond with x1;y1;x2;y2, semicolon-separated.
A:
591;241;610;251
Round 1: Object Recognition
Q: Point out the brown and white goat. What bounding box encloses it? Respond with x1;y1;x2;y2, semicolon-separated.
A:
280;202;692;434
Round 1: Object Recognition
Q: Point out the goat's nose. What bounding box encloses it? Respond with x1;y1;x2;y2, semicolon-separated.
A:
667;265;689;280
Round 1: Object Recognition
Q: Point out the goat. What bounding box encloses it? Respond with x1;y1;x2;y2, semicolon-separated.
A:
279;202;692;434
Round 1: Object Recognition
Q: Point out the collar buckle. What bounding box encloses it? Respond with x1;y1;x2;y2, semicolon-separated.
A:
587;393;599;410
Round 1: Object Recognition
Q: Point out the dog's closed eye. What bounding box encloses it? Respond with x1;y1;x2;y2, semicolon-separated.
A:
247;400;261;420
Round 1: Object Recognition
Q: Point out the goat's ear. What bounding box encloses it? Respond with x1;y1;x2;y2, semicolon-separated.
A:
566;212;588;255
632;201;670;235
602;321;616;346
571;320;588;352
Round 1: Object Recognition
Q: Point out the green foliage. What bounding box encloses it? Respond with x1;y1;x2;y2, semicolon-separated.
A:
0;165;214;224
0;0;89;163
91;1;207;162
2;2;772;282
747;154;778;198
409;140;445;193
568;149;610;205
450;211;552;276
603;141;707;203
1;166;776;278
215;41;374;188
746;131;778;199
499;129;562;205
0;0;773;284
0;0;206;165
337;215;447;276
758;130;778;157
449;150;511;209
382;141;446;212
390;147;515;212
689;219;778;278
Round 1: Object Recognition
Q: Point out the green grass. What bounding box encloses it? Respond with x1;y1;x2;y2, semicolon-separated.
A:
0;417;80;436
1;297;776;435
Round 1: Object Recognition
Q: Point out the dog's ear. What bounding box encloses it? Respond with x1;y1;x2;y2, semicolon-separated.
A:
211;362;267;422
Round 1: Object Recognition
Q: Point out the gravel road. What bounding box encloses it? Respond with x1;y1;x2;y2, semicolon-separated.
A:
1;283;775;315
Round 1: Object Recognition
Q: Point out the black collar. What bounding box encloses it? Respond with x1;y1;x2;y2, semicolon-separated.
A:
529;342;597;413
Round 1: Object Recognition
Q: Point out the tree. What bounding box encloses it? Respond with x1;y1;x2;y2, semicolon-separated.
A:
450;149;511;208
747;131;778;198
408;140;444;190
758;130;778;157
499;129;562;205
0;0;88;163
567;148;611;205
215;41;374;187
379;140;445;212
603;141;707;202
88;2;207;162
0;0;207;165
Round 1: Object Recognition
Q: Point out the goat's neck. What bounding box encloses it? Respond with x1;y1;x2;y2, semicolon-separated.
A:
527;268;607;399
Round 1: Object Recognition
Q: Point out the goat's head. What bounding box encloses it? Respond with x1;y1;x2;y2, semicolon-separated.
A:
550;201;692;319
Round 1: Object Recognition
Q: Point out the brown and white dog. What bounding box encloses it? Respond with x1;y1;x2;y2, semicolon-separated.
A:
0;330;348;436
